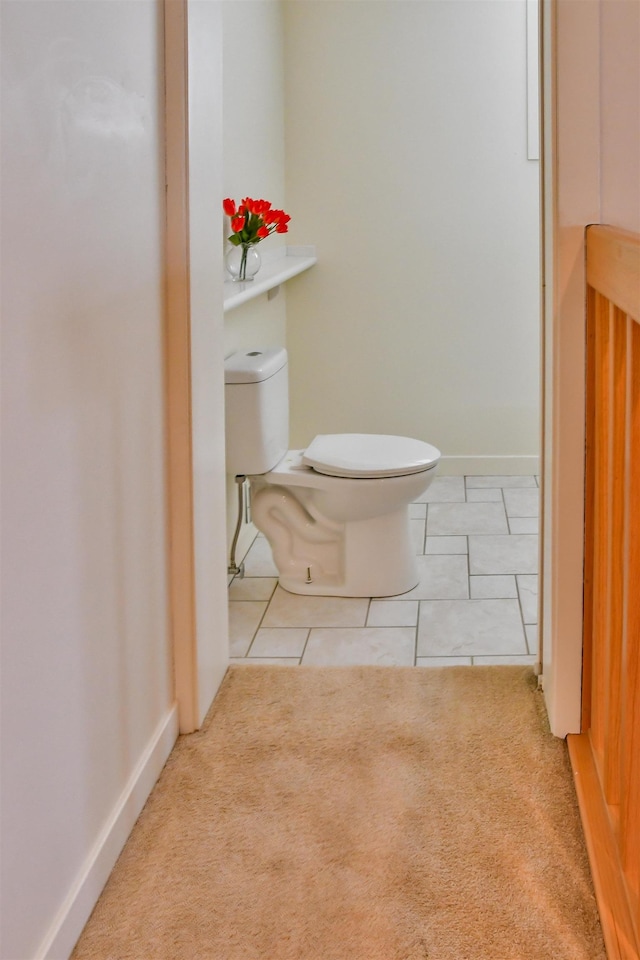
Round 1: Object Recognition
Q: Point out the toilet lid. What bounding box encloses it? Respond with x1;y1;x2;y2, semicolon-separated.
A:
302;434;440;479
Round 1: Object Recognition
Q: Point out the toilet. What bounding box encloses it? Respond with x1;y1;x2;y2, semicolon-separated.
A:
224;348;440;597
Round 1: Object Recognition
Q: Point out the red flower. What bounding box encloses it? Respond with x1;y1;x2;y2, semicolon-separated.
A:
244;198;269;215
223;196;291;248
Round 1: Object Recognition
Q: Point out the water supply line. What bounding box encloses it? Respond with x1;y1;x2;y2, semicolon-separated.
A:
228;475;246;577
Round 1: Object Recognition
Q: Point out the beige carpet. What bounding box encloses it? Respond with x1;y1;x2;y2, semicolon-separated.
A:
72;665;605;960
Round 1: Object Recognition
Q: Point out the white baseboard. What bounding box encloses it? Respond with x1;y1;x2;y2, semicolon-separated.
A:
437;455;540;477
37;704;179;960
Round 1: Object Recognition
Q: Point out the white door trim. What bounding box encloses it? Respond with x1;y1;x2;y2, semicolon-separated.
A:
540;0;601;737
164;0;228;734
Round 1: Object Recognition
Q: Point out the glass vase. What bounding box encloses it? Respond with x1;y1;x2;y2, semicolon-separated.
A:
225;243;261;282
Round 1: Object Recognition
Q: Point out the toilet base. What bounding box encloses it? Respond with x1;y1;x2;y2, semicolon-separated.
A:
268;507;419;598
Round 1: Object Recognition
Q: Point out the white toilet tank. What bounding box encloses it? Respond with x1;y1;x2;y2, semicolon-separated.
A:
224;348;289;476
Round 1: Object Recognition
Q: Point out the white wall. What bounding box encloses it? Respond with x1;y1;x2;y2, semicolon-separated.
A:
600;0;640;231
222;0;287;358
0;2;175;956
222;0;288;554
283;0;540;474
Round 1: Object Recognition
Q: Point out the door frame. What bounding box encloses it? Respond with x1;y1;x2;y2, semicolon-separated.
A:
539;0;601;737
164;0;229;734
165;0;590;738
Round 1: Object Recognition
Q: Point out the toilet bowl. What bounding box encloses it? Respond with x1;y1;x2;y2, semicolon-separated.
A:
225;348;440;597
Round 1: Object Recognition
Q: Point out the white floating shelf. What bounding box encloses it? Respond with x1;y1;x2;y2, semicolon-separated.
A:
223;245;317;312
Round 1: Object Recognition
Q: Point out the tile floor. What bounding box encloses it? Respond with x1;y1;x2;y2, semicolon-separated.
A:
228;475;540;668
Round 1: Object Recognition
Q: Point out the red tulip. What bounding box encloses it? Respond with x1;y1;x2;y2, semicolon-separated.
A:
224;196;290;247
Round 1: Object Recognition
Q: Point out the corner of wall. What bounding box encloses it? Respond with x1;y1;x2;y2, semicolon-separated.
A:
38;706;179;960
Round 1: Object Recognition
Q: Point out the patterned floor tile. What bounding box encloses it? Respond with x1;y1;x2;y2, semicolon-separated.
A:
503;488;540;518
367;600;419;627
249;628;309;658
229;601;268;657
302;627;415;666
401;555;469;600
468;534;538;575
469;575;518;599
508;517;539;534
417;599;526;657
466;487;503;502
424;536;468;555
261;587;368;629
525;624;538;655
427;502;508;536
242;536;279;577
230;657;299;665
466;475;537;488
517;574;538;623
414;476;465;503
228;577;278;601
416;656;473;667
471;655;537;666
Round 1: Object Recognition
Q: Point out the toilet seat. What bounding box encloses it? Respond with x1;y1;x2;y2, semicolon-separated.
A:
302;433;440;479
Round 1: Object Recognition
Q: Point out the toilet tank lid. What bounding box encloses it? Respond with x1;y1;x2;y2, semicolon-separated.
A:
224;347;288;384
